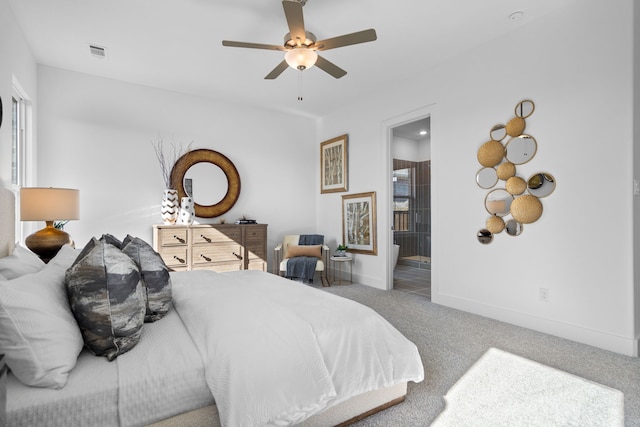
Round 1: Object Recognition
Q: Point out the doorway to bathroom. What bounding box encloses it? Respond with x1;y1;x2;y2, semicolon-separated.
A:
391;117;431;299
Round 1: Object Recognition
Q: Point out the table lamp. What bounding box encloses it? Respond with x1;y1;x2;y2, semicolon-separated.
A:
20;187;80;262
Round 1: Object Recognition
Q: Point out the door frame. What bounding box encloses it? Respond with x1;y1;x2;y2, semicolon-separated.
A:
381;104;436;290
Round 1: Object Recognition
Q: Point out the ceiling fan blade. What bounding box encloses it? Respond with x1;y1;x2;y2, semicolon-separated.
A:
222;40;286;51
282;0;306;45
265;60;289;79
316;29;377;51
315;55;347;79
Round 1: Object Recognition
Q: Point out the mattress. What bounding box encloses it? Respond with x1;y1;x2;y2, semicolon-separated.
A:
6;309;214;427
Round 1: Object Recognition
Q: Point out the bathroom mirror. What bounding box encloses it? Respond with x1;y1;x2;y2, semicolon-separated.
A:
170;149;241;218
489;124;507;141
477;229;493;244
515;99;535;118
505;135;537;165
485;189;513;217
505;219;523;236
528;173;556;198
476;167;498;189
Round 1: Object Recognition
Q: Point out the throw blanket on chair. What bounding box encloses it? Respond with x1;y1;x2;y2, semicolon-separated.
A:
286;234;324;284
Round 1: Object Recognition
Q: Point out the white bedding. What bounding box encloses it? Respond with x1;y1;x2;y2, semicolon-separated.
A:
171;269;424;427
7;309;213;427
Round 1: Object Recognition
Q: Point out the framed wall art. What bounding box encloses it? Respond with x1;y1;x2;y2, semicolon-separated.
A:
320;134;348;193
342;191;377;255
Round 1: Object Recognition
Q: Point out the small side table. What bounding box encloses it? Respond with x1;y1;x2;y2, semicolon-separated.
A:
331;255;353;285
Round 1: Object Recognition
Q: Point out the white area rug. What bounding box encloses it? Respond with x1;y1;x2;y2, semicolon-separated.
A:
431;348;624;426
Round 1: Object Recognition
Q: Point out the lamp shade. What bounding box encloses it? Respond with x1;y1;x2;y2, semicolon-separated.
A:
285;48;318;70
20;188;80;221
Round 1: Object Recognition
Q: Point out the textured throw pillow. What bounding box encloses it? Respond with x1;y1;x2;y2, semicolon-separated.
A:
0;245;83;389
65;238;146;361
100;233;123;248
0;244;45;279
285;244;322;259
121;235;172;322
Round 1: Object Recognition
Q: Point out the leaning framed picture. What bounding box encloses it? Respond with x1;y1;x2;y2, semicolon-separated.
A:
320;134;348;193
342;191;377;255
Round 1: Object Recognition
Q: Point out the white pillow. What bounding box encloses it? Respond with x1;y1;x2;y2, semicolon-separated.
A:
0;244;83;389
0;244;45;279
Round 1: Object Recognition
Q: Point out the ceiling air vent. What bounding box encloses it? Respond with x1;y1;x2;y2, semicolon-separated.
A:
89;44;107;59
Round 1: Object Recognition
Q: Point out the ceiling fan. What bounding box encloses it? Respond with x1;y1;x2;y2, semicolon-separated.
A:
222;0;377;80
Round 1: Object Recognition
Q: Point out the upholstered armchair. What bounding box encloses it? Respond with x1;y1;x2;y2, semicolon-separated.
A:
273;234;330;286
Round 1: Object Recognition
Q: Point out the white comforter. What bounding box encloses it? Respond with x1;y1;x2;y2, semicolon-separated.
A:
171;269;424;427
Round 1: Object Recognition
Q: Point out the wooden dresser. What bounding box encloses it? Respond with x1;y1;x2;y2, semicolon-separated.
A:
153;224;267;272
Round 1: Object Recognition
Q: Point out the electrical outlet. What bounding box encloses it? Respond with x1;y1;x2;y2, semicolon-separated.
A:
539;288;549;302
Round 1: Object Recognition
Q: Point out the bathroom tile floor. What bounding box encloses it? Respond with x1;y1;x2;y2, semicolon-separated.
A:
393;264;431;299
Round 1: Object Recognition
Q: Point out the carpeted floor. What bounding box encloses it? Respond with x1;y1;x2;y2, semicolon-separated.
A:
322;284;640;427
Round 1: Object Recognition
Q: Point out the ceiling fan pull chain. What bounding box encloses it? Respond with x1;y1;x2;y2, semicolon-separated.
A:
298;69;303;101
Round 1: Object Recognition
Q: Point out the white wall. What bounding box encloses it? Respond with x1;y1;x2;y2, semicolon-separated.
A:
36;66;318;267
0;0;37;188
317;0;638;355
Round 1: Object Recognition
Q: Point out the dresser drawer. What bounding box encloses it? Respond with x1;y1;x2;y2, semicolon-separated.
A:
193;227;242;244
158;228;189;246
158;246;188;268
244;226;266;242
193;262;242;273
245;243;266;261
192;242;242;265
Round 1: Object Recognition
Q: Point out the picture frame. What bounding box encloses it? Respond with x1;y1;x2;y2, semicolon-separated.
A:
320;134;348;193
342;191;377;255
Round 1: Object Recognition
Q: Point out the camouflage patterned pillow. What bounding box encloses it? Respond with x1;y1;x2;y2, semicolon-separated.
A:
121;235;172;322
65;238;146;361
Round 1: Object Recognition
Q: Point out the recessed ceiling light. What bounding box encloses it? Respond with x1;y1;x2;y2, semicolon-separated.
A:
508;11;524;21
419;130;428;136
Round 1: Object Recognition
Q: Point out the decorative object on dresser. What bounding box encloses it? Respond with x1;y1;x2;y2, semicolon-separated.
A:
152;137;192;225
161;189;179;225
153;223;267;272
20;187;80;262
170;149;241;218
177;196;195;225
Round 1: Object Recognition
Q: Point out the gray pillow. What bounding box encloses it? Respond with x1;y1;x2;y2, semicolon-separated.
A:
121;235;172;322
65;238;146;361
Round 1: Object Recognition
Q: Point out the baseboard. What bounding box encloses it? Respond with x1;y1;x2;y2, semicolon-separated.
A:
434;293;638;357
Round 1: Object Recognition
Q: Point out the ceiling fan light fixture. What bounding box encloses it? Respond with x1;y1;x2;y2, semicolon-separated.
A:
285;48;318;70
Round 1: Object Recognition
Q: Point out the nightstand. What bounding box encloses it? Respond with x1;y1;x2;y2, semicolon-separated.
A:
0;354;6;426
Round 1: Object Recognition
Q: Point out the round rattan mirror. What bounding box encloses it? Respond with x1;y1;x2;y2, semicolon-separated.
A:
170;149;241;218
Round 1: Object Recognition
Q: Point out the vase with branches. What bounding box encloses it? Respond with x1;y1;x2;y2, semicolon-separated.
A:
151;137;192;224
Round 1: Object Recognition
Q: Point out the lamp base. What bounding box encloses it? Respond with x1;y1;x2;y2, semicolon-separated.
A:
25;221;73;263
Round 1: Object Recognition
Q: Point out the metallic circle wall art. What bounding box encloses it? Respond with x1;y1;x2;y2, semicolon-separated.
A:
475;99;556;242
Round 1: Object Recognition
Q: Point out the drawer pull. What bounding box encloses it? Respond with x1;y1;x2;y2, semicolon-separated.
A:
173;255;186;264
233;252;243;260
200;234;212;243
200;254;212;262
173;235;185;244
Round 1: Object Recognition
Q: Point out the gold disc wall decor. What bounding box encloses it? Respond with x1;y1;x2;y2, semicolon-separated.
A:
486;215;505;234
506;117;526;137
476;99;556;243
496;162;516;180
510;195;543;224
506;176;527;195
477;140;505;167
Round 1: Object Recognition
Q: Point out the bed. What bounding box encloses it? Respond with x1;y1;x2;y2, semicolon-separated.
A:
0;187;424;426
